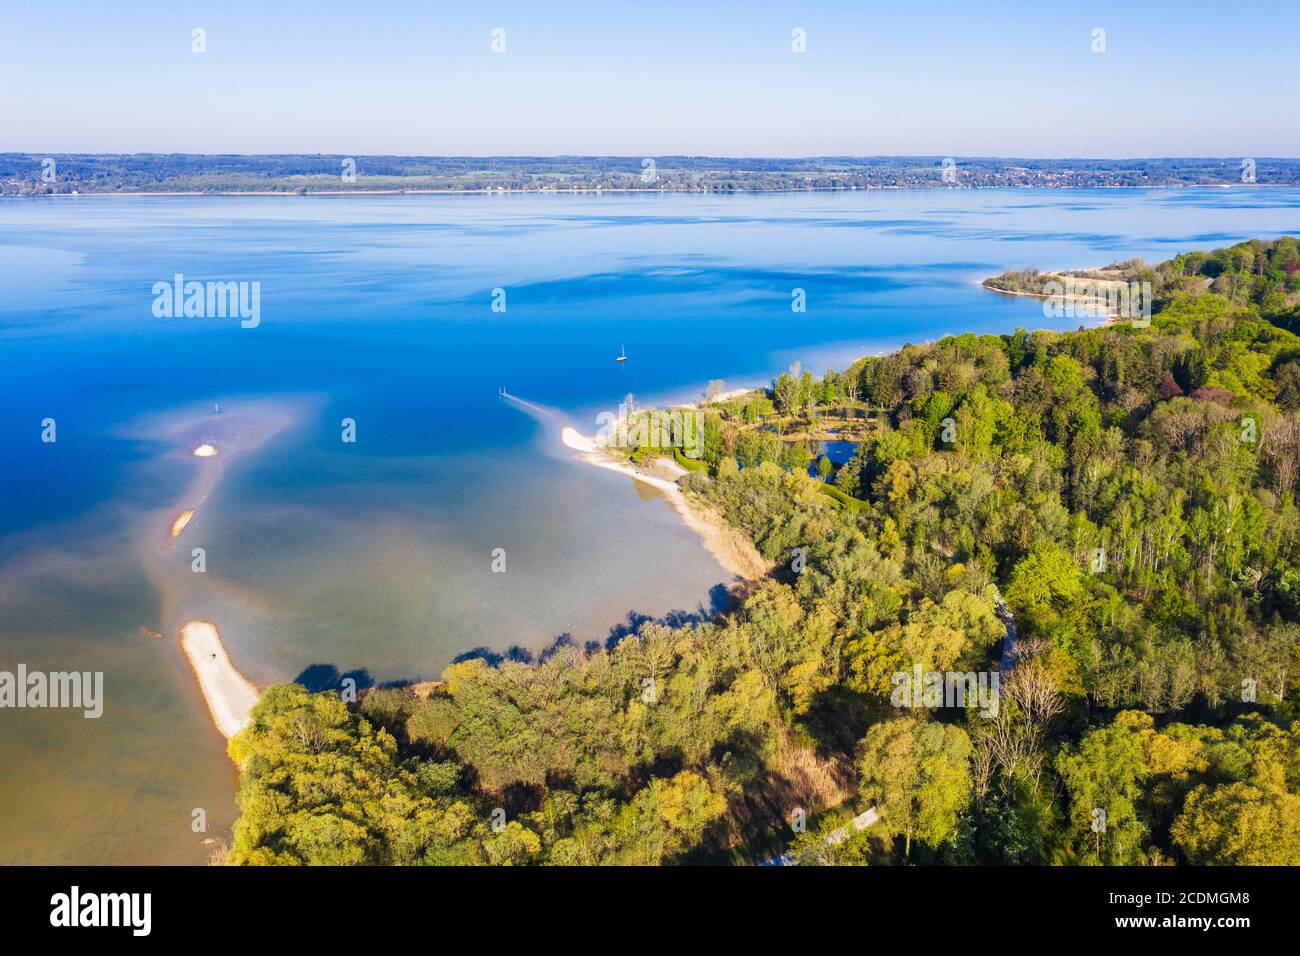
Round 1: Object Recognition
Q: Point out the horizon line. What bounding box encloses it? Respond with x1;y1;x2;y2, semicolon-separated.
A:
4;152;1300;162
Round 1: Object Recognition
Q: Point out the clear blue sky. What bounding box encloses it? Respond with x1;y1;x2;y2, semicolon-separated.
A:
3;0;1297;156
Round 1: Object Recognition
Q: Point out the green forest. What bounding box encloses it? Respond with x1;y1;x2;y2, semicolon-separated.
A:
225;237;1300;866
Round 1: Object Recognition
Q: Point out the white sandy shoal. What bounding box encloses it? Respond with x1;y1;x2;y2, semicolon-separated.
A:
179;621;259;739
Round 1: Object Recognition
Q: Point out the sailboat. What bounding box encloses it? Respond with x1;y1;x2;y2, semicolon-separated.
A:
616;344;627;363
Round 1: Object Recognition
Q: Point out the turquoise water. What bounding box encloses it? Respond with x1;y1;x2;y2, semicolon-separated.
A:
2;188;1298;863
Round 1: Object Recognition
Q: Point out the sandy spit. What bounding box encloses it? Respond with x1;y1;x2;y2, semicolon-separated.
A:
179;622;260;739
559;426;770;582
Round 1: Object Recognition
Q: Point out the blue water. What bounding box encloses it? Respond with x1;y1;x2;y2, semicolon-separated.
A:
2;188;1298;863
808;439;860;478
5;189;1300;541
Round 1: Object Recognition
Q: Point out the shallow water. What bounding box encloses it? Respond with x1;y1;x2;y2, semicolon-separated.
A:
2;188;1298;863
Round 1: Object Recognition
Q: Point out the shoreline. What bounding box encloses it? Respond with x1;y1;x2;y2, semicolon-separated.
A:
8;183;1293;200
558;425;771;582
146;268;1115;741
979;277;1128;326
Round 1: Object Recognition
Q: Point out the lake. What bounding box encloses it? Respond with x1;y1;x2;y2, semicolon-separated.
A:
2;187;1298;863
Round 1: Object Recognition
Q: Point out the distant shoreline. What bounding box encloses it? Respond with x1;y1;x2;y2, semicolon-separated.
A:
8;183;1294;199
